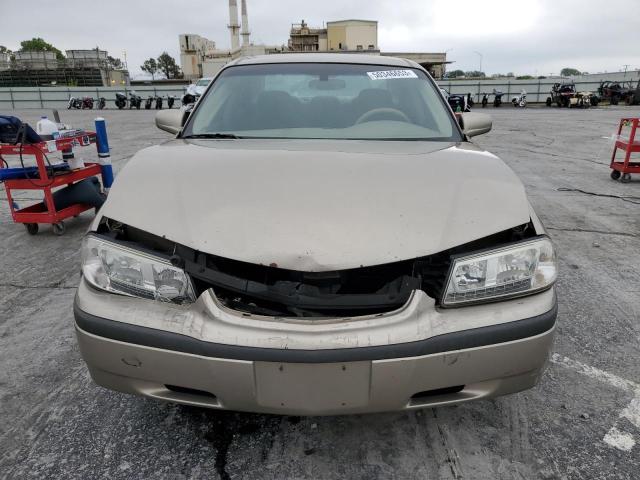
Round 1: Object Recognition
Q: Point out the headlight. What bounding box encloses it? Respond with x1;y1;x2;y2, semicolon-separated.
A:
81;235;196;305
442;237;556;306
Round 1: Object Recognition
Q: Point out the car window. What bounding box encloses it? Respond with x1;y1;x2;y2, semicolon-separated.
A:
196;79;211;87
186;63;461;141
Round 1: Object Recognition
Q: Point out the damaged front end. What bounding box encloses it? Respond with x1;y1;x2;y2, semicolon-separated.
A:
91;217;539;318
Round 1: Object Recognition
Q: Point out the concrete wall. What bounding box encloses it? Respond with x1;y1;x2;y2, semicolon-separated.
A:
2;70;639;109
439;71;640;103
0;86;188;110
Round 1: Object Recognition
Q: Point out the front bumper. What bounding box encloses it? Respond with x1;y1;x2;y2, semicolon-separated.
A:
74;280;557;415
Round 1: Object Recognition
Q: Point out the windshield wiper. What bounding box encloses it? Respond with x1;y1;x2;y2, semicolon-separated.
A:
182;133;240;139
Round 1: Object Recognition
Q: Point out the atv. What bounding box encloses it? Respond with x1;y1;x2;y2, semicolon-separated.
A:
568;91;598;108
597;81;636;105
546;83;577;107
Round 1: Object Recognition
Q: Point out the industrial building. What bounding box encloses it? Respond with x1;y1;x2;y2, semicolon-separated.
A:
180;0;283;80
179;34;217;80
287;19;448;77
179;1;449;80
288;19;378;53
0;49;129;87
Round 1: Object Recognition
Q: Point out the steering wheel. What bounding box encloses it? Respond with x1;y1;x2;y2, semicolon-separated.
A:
355;108;411;125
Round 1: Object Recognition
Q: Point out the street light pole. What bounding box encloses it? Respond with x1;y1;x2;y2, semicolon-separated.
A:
473;51;483;76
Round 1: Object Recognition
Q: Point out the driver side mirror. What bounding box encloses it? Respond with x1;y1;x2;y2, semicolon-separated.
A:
155;109;187;135
459;112;492;138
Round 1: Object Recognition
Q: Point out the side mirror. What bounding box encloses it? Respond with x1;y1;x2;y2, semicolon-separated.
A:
155;109;186;135
460;112;492;138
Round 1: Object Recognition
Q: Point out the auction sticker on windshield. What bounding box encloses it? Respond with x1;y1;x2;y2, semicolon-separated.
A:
367;70;418;80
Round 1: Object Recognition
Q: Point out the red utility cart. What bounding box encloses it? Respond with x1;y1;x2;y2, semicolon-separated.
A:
610;118;640;182
0;132;101;235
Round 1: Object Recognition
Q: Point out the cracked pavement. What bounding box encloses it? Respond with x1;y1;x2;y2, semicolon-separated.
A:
1;106;639;479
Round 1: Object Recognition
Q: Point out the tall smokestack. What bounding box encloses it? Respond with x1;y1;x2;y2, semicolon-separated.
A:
228;0;240;51
241;0;250;47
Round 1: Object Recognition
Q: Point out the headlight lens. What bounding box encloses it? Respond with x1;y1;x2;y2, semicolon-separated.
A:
81;235;196;304
442;237;556;306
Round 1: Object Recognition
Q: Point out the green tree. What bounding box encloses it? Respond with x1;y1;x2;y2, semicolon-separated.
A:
446;69;466;78
465;70;486;78
156;52;181;79
107;55;123;69
560;67;581;77
19;38;64;60
141;58;158;79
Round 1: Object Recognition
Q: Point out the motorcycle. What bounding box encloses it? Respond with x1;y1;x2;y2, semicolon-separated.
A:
511;90;527;108
115;92;127;109
67;97;82;109
182;93;197;106
145;95;154;110
129;92;142;110
167;95;175;109
96;97;106;110
81;97;94;109
481;93;489;108
155;96;163;110
493;89;504;107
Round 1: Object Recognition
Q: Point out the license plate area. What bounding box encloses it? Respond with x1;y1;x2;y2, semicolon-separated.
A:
254;361;371;412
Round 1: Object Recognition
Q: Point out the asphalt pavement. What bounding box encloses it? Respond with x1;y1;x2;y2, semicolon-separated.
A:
0;105;639;479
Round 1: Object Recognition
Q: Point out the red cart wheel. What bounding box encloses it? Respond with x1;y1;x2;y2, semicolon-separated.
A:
610;170;621;180
52;222;66;236
25;223;39;235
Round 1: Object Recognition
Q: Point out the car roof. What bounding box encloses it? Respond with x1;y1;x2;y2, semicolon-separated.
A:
228;53;422;69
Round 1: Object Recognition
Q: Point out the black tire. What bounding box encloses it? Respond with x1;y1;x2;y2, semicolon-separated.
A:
621;173;632;183
611;96;619;105
546;97;552;107
25;223;38;235
482;98;488;108
52;222;65;236
610;170;621;180
591;97;599;107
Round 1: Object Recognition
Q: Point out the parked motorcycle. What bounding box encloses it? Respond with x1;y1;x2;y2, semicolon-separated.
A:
155;96;163;110
145;95;154;110
96;97;106;110
67;97;82;109
493;89;504;107
81;97;94;110
167;95;175;109
115;92;127;109
511;90;527;108
481;92;489;108
129;92;142;110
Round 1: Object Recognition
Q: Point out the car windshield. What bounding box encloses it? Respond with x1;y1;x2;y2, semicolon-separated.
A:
185;63;461;141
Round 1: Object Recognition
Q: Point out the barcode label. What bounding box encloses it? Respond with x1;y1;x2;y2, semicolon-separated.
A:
367;70;418;80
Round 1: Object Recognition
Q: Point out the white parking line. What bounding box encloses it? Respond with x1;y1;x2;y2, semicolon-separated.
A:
550;353;639;452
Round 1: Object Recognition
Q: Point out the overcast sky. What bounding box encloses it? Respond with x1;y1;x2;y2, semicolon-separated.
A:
1;0;639;77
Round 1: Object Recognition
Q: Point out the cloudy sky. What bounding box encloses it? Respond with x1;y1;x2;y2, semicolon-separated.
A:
1;0;638;77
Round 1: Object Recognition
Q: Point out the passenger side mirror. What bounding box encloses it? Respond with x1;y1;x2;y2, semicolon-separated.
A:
460;112;492;138
155;109;186;135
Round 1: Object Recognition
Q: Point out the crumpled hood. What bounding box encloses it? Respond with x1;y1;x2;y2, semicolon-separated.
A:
100;139;531;271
